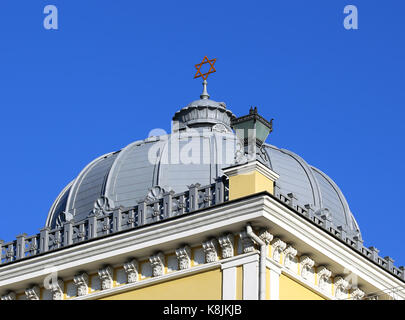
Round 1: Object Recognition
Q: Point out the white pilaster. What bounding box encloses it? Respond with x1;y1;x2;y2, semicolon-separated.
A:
266;258;282;300
243;259;259;300
221;252;259;300
222;267;237;300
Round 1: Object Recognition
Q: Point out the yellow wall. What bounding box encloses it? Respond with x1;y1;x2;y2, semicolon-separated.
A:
229;171;274;200
100;268;222;300
236;266;243;300
266;268;272;300
279;274;325;300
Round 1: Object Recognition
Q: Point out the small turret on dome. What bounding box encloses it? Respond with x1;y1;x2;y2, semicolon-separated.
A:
172;80;235;131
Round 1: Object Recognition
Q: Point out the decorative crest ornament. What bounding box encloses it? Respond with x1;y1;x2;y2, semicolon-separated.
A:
73;272;89;296
92;196;113;217
300;256;315;280
283;245;298;269
351;287;365;300
218;234;234;259
194;56;217;100
234;140;248;165
175;245;192;270
25;285;40;300
317;266;332;291
49;279;64;300
145;186;167;202
98;266;113;290
202;239;219;263
212;123;229;133
1;291;16;300
123;259;139;283
258;229;273;245
271;238;287;263
334;276;350;299
149;252;165;277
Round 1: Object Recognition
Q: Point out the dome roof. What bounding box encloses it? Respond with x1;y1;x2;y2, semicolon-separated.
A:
46;97;362;240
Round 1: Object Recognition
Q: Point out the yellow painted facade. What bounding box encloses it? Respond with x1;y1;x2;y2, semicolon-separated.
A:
279;274;325;300
236;266;243;300
100;268;222;300
266;268;270;300
99;265;327;301
228;171;274;200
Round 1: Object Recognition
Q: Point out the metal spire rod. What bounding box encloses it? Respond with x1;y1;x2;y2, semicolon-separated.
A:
200;80;210;99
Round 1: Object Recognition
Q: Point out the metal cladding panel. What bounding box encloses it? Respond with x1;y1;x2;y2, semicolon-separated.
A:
48;185;71;227
160;135;211;193
311;168;354;233
160;163;211;193
264;146;317;208
214;132;238;174
69;152;119;222
159;132;238;193
107;142;159;207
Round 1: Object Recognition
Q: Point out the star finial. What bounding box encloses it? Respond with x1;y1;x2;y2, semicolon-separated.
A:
194;56;217;80
194;56;217;99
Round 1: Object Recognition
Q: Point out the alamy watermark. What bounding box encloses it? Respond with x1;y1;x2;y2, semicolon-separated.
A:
343;5;358;30
43;5;58;30
42;265;65;300
43;265;59;289
41;5;359;31
145;123;260;167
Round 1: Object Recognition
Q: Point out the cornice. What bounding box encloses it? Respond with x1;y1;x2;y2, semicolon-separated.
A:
0;192;403;299
261;196;405;298
0;195;266;289
222;160;280;182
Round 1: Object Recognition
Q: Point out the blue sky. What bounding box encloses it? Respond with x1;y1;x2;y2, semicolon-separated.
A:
0;1;404;267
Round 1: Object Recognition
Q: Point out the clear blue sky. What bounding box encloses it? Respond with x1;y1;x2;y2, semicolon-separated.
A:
0;1;404;267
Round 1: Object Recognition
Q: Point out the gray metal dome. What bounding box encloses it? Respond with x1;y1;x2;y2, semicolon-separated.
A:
46;97;362;240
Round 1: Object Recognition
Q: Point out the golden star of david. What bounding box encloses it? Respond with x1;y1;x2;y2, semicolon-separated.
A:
194;56;217;80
